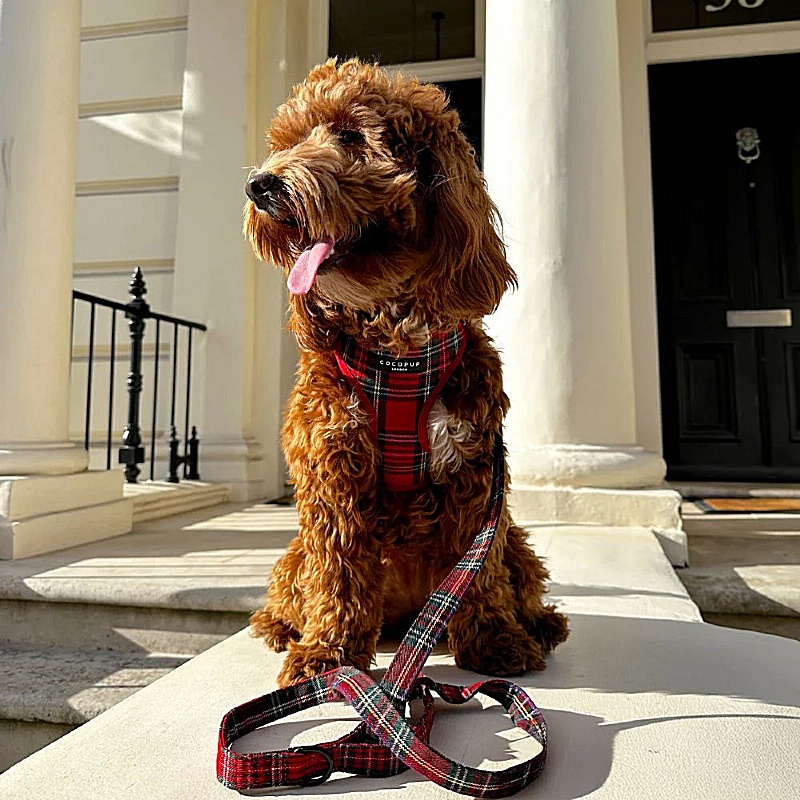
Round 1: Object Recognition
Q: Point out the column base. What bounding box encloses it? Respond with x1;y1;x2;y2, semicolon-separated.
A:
509;484;687;566
197;437;272;502
509;444;667;488
0;442;89;476
0;471;132;559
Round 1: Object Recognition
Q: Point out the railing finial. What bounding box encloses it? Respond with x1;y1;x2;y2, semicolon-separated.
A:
128;267;149;311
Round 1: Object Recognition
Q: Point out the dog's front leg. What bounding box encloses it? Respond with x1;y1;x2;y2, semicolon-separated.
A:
446;507;551;676
276;399;384;684
278;493;384;685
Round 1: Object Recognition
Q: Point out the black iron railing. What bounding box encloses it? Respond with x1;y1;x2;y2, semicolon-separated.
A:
71;268;207;483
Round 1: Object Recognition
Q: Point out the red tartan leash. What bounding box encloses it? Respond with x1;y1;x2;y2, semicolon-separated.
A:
217;434;547;797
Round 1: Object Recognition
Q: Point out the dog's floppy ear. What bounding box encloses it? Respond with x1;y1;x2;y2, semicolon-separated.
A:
419;107;516;318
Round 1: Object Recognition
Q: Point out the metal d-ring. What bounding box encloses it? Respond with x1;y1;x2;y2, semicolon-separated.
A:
288;746;335;786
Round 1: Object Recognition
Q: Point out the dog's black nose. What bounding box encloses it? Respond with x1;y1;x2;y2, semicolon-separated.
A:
246;172;282;207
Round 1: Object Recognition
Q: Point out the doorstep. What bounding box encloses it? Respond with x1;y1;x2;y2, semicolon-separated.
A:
670;480;800;499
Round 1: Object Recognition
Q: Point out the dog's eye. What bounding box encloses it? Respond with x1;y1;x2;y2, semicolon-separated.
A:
336;129;365;147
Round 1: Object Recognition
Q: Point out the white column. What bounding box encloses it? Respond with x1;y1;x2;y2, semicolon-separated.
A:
171;0;259;501
0;0;87;476
172;0;312;501
483;0;686;562
484;0;666;490
0;0;132;559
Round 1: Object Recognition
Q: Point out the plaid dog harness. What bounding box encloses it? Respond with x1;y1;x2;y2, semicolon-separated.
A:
216;434;548;797
334;323;467;491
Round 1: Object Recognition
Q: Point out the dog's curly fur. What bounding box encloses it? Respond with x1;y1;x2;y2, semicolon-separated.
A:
245;59;568;687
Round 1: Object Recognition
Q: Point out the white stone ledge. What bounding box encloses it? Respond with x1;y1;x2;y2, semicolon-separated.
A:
1;526;798;798
0;471;123;521
0;499;133;561
511;486;687;566
0;572;262;613
0;471;133;560
511;486;682;530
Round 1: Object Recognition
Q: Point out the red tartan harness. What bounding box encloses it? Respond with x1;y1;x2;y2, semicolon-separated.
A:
216;329;548;797
335;323;468;491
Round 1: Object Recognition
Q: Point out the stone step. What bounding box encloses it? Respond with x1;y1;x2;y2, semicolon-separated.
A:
125;480;229;524
702;612;800;641
0;642;190;771
0;506;256;656
679;567;800;617
0;501;294;771
0;502;275;659
4;527;799;800
672;480;800;499
678;512;800;640
0;596;248;656
680;508;800;537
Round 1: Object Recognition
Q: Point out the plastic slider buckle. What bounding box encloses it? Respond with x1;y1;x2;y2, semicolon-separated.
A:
289;746;334;787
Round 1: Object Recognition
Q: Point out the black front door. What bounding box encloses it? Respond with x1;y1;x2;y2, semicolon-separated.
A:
650;53;800;481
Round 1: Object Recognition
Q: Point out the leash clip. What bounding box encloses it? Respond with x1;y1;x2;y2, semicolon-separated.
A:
288;746;334;787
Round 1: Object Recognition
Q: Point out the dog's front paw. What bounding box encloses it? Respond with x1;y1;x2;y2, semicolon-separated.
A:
250;607;300;652
277;642;372;687
451;619;547;676
525;605;570;654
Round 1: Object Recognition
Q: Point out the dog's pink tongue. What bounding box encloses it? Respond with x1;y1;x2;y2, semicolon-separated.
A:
288;238;334;295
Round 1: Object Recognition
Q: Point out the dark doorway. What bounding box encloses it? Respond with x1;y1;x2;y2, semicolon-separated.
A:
650;53;800;481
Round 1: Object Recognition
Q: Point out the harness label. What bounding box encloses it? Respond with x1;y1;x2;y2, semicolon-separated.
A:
379;358;422;372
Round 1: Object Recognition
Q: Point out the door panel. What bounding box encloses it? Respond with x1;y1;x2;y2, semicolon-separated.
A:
651;54;800;480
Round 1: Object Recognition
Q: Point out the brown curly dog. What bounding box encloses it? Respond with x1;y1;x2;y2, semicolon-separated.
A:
245;59;568;687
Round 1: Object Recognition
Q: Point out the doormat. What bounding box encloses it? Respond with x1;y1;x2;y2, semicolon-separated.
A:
695;497;800;513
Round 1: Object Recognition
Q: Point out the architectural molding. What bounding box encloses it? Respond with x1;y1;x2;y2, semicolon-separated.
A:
79;96;183;119
81;16;189;42
74;258;175;275
70;342;171;361
388;57;484;83
0;442;89;477
647;18;800;63
76;177;179;197
308;0;329;64
619;0;664;454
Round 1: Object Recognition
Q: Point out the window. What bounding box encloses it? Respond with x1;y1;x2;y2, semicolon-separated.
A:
329;0;475;63
326;1;484;160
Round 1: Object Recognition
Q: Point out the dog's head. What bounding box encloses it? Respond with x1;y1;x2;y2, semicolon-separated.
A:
245;59;515;347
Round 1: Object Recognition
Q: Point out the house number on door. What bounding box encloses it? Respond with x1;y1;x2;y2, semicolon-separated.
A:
705;0;765;11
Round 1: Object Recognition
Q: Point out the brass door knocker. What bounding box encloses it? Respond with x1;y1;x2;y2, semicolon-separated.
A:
736;127;761;164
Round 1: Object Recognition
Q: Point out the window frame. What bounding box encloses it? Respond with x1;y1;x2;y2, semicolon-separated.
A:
309;0;486;153
643;0;800;63
309;0;485;82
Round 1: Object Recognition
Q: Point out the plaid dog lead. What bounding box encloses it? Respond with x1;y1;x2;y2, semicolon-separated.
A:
216;434;548;797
